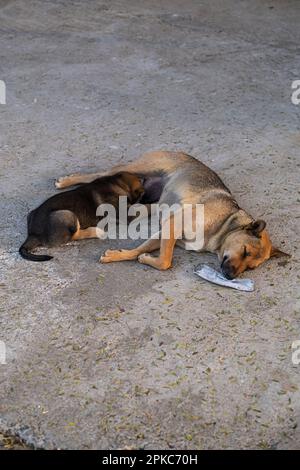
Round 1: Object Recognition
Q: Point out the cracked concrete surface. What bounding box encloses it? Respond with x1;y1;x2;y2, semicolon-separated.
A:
0;0;300;449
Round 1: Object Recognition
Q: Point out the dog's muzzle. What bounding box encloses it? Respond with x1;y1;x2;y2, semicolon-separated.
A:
221;256;236;280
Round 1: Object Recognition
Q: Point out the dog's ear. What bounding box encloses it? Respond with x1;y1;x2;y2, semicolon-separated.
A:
118;172;145;203
224;212;246;233
270;246;291;258
131;184;145;203
245;219;266;237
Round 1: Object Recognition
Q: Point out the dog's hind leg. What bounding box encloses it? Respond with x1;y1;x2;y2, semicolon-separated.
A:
47;210;79;245
55;172;107;189
55;163;139;189
55;150;181;189
72;226;104;240
49;212;105;242
55;165;140;189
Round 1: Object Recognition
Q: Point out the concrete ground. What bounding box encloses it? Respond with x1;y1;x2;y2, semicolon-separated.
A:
0;0;299;450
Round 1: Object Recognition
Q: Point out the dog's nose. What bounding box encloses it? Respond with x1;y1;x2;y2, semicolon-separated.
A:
221;255;228;266
221;259;236;280
220;255;230;272
222;269;234;280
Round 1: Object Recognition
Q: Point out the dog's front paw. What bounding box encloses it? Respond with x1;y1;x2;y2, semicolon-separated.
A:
99;249;121;263
138;253;171;270
138;253;152;264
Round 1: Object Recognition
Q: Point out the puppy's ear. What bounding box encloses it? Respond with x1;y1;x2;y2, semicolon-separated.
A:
131;185;145;203
119;172;145;203
245;219;266;237
270;246;291;258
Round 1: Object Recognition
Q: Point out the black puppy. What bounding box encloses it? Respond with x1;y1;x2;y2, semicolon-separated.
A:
19;172;144;261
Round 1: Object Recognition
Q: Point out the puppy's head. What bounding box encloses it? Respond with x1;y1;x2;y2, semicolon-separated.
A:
114;172;145;204
219;219;290;279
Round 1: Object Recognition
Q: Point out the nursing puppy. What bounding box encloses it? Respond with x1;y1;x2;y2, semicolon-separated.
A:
19;172;144;261
55;151;290;277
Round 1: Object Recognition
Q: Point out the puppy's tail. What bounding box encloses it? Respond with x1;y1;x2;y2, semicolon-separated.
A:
19;236;53;262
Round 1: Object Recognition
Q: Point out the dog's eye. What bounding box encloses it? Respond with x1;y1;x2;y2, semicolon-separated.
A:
243;246;251;258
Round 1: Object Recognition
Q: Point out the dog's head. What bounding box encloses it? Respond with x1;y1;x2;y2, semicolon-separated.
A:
219;219;290;279
113;172;145;204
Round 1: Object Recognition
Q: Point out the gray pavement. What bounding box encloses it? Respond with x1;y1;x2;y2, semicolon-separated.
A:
0;0;299;449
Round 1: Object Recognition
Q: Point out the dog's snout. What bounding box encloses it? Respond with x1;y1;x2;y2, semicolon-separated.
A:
221;255;228;269
222;268;234;280
221;258;236;280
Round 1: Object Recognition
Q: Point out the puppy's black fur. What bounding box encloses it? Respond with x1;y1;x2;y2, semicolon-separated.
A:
19;172;144;261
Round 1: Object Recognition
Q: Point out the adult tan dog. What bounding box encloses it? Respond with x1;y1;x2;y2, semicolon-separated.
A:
55;151;289;277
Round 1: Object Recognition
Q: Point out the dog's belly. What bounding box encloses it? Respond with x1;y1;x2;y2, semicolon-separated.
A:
140;176;166;204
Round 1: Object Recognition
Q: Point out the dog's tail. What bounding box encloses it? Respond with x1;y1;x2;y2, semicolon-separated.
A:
19;235;53;262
